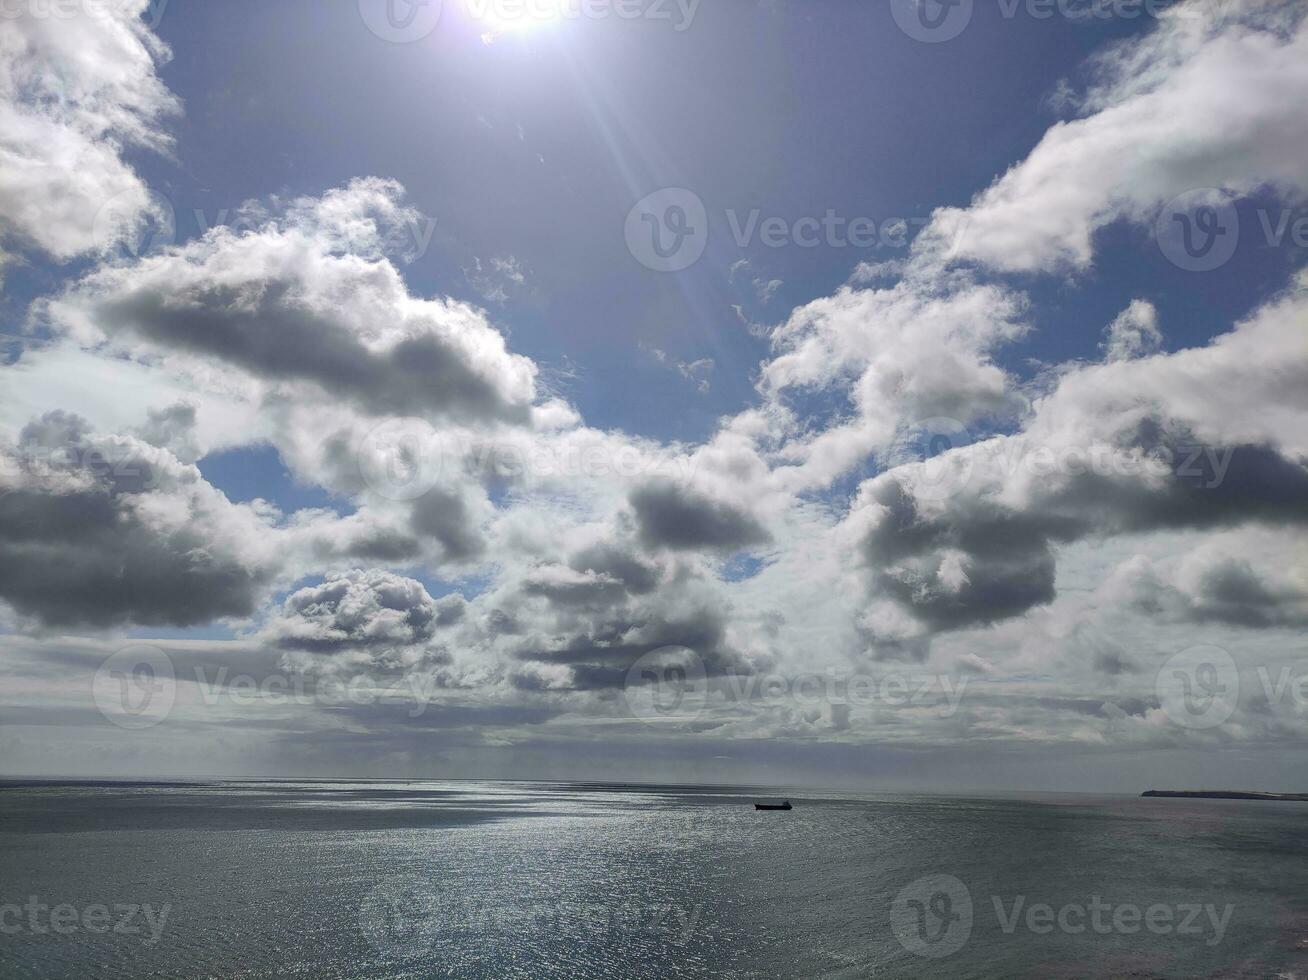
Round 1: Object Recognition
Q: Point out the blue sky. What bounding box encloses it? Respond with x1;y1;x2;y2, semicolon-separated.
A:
136;1;1238;444
2;0;1307;788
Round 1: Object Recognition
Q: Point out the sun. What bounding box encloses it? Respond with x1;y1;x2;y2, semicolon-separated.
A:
465;0;567;38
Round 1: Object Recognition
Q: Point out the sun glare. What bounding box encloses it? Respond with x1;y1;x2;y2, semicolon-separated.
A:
466;0;566;38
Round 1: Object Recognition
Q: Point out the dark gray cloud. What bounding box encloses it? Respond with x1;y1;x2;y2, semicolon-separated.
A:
861;479;1058;634
91;283;532;425
0;412;274;628
860;424;1308;638
484;608;523;637
134;401;199;462
567;543;661;595
433;593;467;627
630;481;770;553
512;603;747;690
1185;560;1308;628
45;180;538;427
1123;554;1308;629
409;488;486;563
0;495;267;627
334;529;424;563
520;565;628;611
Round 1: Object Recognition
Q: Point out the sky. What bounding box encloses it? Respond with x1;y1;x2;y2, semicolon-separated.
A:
1;0;1306;792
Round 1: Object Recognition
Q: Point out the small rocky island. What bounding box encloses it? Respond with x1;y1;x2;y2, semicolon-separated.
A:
1142;790;1308;802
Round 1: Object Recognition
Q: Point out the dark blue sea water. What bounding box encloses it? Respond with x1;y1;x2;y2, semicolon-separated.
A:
2;780;1307;978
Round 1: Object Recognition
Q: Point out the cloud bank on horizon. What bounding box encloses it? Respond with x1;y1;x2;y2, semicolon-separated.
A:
1;0;1306;783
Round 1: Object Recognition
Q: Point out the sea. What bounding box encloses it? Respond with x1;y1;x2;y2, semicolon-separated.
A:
2;780;1307;978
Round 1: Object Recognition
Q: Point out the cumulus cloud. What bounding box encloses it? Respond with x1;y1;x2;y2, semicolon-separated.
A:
762;273;1029;491
1104;532;1308;629
847;277;1308;647
509;590;746;692
0;0;179;266
262;569;447;653
134;401;200;463
0;412;277;628
630;480;772;553
409;487;488;562
42;179;538;425
924;1;1308;273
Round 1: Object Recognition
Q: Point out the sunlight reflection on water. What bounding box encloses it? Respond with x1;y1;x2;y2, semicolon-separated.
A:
2;781;1308;978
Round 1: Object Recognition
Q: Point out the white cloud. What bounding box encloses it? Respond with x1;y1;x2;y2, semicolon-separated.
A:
1102;299;1162;362
843;274;1308;648
0;0;179;266
924;2;1308;273
41;179;539;426
761;272;1029;492
261;569;450;653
